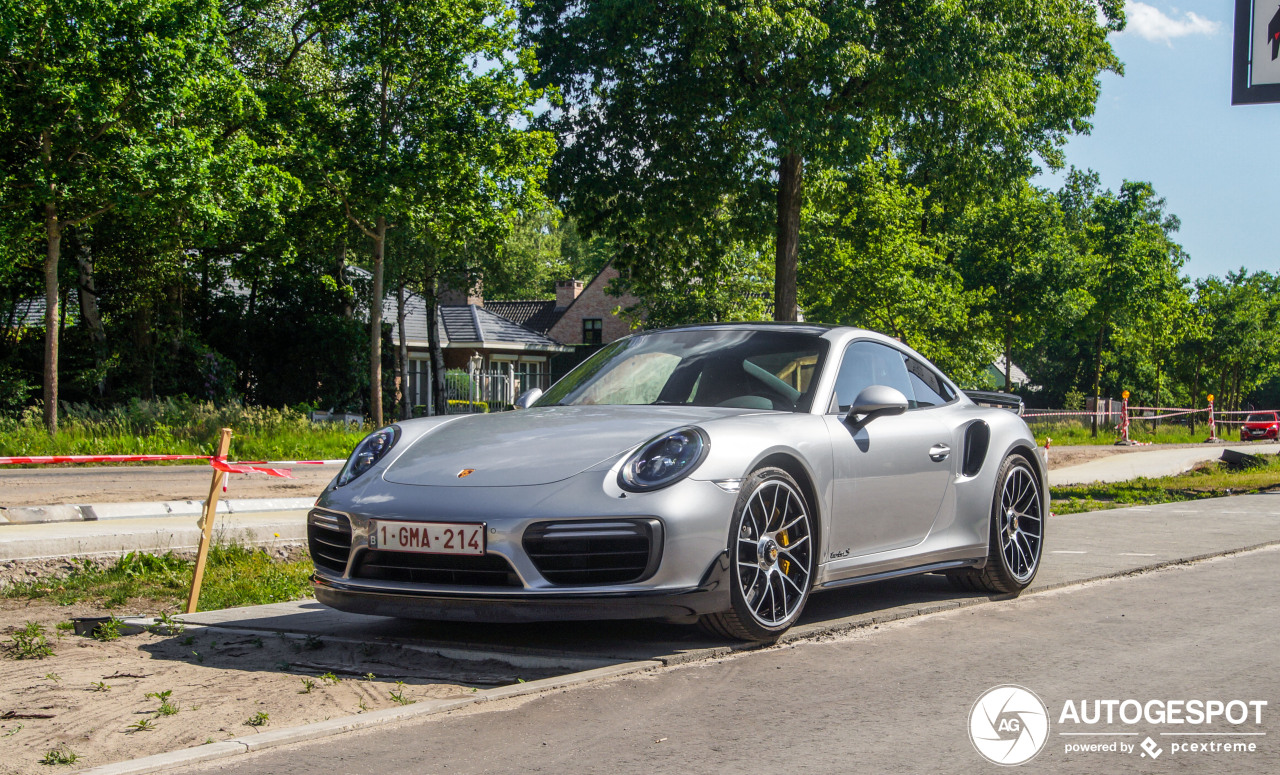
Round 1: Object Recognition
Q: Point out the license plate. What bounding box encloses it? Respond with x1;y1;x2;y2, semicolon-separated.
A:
369;520;486;556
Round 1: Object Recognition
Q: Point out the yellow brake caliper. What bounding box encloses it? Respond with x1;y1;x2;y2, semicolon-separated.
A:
779;530;790;575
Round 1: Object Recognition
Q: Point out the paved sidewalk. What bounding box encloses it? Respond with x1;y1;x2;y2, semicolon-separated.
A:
1049;442;1277;485
0;509;309;561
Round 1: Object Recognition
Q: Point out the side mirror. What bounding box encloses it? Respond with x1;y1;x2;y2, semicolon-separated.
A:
515;388;543;410
845;385;909;430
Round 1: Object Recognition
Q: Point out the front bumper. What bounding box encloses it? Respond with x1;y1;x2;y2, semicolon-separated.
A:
308;468;740;622
312;551;731;623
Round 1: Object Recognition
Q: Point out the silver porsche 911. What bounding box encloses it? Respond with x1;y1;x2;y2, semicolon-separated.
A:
309;323;1046;641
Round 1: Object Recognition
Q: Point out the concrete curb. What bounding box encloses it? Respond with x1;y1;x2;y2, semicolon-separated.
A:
72;538;1280;775
0;498;315;525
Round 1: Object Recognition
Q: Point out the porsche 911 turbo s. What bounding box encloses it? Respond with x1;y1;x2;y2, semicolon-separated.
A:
308;323;1047;641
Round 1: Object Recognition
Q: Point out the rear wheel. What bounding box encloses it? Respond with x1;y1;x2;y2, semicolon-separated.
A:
699;467;815;642
948;454;1044;594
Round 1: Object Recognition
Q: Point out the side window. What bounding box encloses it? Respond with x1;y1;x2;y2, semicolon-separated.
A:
831;341;915;412
906;357;953;408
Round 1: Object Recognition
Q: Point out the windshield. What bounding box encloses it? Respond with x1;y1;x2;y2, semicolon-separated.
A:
536;329;829;412
1246;413;1276;423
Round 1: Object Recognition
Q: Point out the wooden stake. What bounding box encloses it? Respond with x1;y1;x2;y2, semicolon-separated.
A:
186;427;231;614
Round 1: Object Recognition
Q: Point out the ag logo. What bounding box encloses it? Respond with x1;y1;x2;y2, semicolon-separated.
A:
969;685;1050;766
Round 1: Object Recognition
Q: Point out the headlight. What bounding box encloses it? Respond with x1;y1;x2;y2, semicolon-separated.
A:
337;426;401;486
618;427;708;492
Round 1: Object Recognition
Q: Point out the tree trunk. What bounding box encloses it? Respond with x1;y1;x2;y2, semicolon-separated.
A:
336;233;352;320
396;283;409;421
1190;359;1200;435
43;200;61;435
1004;323;1013;392
424;274;448;416
369;216;386;426
1091;324;1106;438
773;152;803;322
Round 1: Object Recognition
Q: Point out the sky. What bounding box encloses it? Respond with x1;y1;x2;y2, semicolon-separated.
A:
1035;0;1280;281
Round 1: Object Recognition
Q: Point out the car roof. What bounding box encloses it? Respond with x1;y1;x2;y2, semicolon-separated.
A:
640;321;840;336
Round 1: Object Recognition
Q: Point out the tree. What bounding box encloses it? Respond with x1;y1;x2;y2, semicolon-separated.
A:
523;0;1123;321
316;0;554;425
801;158;990;381
957;181;1091;391
0;0;255;432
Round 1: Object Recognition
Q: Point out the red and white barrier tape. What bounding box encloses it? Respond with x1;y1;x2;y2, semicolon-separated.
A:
0;454;211;465
0;454;343;480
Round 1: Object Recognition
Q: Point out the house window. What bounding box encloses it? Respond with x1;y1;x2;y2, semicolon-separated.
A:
583;318;603;345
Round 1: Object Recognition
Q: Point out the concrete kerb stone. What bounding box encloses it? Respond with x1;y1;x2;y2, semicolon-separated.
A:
0;497;315;525
0;504;86;524
71;742;249;775
71;538;1280;775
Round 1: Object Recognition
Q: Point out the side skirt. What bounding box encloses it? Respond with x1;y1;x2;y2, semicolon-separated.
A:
816;559;984;592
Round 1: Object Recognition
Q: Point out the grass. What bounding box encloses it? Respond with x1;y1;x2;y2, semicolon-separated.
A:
0;543;314;612
0;397;367;462
1027;420;1211;447
1052;454;1280;514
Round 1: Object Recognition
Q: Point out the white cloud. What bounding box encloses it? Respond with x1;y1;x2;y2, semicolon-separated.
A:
1125;2;1221;44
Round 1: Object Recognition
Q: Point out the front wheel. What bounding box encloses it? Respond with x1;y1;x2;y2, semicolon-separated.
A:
699;467;815;641
948;454;1044;594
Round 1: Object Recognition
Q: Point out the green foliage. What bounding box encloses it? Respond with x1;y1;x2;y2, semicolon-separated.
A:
39;746;79;765
389;681;412;706
6;622;54;660
0;397;366;459
92;617;123;642
245;711;269;727
1;543;313;611
802;159;992;382
525;0;1123;321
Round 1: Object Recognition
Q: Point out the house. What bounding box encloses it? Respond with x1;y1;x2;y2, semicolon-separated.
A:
391;262;642;407
984;355;1035;391
390;286;571;408
484;263;641;346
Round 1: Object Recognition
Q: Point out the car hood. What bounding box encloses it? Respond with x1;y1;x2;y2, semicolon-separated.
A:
382;405;745;487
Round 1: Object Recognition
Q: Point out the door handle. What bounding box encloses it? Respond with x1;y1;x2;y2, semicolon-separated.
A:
929;444;950;462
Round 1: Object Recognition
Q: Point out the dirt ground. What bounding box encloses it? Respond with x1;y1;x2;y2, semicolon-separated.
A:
0;600;552;775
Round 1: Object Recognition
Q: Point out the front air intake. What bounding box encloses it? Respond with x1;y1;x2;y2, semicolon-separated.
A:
523;519;663;585
307;509;352;574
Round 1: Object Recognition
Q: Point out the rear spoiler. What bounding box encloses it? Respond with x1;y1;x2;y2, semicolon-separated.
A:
964;390;1024;416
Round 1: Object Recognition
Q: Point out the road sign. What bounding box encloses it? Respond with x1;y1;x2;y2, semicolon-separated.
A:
1233;0;1280;104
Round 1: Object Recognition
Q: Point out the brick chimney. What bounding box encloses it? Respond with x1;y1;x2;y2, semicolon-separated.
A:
555;279;583;310
438;278;483;307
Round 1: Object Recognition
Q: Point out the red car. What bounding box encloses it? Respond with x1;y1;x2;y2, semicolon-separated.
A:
1240;411;1280;441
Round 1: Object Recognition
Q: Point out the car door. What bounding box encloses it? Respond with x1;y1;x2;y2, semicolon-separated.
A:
823;340;955;560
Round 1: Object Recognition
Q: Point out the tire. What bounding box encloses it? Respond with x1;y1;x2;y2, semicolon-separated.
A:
699;467;816;641
947;454;1044;594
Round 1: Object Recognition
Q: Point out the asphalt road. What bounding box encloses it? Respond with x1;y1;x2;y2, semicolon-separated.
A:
188;546;1280;775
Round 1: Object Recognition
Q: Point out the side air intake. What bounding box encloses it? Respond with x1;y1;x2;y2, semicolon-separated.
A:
962;421;990;478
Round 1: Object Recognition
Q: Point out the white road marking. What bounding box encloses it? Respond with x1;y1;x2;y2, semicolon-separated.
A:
1118;552;1157;557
